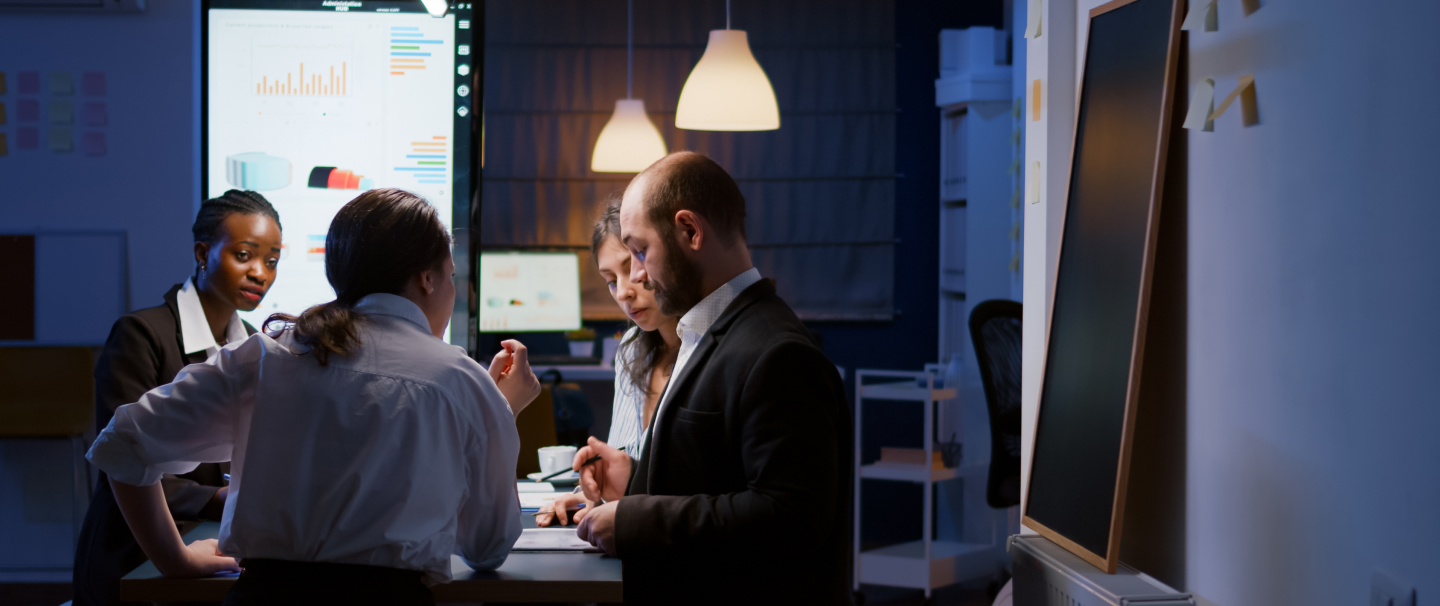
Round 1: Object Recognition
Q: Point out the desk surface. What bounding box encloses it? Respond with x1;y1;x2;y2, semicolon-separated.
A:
120;495;621;603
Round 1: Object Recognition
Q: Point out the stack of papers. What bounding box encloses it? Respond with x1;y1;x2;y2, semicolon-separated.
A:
514;528;601;552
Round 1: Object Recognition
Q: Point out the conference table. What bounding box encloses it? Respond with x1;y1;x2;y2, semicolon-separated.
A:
119;486;621;604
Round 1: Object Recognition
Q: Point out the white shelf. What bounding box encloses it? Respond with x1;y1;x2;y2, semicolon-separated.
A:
859;381;957;402
859;462;986;483
859;540;1000;590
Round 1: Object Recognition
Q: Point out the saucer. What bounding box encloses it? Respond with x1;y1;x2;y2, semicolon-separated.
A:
527;471;580;485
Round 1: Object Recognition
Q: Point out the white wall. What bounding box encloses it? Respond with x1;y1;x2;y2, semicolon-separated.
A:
0;2;200;313
1023;0;1440;603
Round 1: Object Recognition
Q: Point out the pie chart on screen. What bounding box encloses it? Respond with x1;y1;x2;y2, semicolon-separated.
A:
308;166;375;191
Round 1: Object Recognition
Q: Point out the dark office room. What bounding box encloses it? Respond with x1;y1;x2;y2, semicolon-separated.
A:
0;1;1436;605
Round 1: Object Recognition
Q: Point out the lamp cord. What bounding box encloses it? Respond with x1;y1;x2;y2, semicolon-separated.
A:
627;0;634;98
726;0;731;29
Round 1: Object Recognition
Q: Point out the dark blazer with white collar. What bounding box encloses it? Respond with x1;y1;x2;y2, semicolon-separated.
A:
615;278;853;606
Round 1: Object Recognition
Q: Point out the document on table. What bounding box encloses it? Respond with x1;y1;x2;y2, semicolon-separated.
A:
513;528;601;552
519;492;560;511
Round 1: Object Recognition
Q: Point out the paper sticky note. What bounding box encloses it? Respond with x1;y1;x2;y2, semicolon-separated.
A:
0;133;7;157
82;102;107;127
1032;79;1042;121
1183;78;1215;131
1028;161;1043;204
1009;221;1021;240
18;127;40;150
1181;0;1217;32
1025;0;1042;38
18;99;40;122
1241;0;1260;16
50;101;73;125
82;72;106;96
18;71;40;95
82;131;107;157
0;102;6;125
0;72;6;95
1209;75;1255;121
49;127;73;152
50;72;74;95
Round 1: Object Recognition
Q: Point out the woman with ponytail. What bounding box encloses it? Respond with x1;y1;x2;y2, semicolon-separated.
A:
84;189;541;605
74;189;282;606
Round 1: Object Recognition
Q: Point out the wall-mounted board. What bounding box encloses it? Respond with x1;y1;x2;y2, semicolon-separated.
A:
1022;0;1182;573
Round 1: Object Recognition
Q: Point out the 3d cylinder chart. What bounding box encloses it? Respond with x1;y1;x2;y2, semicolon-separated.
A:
225;152;292;191
307;166;375;190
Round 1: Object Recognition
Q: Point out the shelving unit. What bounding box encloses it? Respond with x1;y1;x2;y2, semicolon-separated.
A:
853;369;1004;601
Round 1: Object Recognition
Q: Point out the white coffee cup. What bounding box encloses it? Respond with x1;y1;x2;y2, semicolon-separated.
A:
538;445;578;475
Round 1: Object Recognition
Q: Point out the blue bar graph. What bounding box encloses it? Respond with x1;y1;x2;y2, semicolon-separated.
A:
391;32;424;37
407;154;445;159
391;39;442;44
390;26;420;30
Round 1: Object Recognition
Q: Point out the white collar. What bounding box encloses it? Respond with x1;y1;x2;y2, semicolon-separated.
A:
177;278;250;356
675;267;763;343
353;293;434;334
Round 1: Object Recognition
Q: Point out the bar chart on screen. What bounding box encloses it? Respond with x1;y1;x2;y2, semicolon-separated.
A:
251;41;356;97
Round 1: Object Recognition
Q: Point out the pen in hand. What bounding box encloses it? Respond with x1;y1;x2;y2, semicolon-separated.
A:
536;445;626;482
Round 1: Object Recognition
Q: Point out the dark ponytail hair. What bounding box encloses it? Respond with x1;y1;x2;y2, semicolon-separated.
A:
192;189;282;278
591;196;670;395
265;188;451;365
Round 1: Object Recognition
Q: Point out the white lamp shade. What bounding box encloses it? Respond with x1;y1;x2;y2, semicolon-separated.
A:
420;0;447;17
591;99;668;173
675;30;780;131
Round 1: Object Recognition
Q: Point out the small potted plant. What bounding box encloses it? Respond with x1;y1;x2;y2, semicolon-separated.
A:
565;328;597;358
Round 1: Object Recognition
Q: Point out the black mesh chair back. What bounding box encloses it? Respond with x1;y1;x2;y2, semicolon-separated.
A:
969;299;1023;509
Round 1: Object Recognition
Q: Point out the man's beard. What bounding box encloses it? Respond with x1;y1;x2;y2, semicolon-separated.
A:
649;236;705;317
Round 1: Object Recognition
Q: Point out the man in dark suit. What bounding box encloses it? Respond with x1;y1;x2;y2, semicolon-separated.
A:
575;152;853;605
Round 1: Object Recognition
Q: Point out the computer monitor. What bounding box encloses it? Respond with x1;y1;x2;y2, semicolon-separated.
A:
477;252;583;333
201;0;475;344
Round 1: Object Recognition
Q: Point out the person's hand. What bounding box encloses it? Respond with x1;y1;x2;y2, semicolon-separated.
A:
159;539;240;578
575;500;619;556
535;492;595;527
489;340;541;416
575;437;631;503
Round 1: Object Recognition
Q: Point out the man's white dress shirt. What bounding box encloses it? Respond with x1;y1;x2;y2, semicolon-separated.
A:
87;293;522;584
176;277;249;358
649;267;762;454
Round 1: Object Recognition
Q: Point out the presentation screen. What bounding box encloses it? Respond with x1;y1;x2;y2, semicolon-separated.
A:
202;0;474;340
477;252;583;333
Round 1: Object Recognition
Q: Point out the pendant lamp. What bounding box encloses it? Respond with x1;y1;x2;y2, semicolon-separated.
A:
591;0;668;173
674;0;779;131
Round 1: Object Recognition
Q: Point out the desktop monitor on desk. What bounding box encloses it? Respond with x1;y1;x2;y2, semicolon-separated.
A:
477;252;583;333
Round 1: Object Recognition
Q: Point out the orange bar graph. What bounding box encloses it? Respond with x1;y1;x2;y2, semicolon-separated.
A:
256;62;347;97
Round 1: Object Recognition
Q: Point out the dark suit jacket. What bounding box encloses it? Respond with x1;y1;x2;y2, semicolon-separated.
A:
73;284;250;606
615;279;854;605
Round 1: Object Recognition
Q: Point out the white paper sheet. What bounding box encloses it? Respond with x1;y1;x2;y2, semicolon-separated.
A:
1183;78;1215;131
513;528;602;552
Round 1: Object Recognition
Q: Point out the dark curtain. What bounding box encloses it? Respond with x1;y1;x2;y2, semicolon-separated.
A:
482;0;895;320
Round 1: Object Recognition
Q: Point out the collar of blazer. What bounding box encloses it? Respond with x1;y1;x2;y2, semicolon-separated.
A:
641;278;777;473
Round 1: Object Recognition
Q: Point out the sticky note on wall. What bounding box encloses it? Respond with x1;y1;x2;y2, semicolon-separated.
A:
1183;78;1215;131
0;133;7;157
83;102;107;127
18;99;40;122
0;72;6;95
0;102;6;125
18;127;39;150
50;73;74;95
1025;0;1042;38
1209;75;1257;125
50;101;73;125
1032;79;1042;121
1028;161;1043;204
1181;0;1217;32
49;128;73;152
82;132;107;157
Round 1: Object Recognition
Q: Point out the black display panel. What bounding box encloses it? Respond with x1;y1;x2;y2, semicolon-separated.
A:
1023;0;1180;573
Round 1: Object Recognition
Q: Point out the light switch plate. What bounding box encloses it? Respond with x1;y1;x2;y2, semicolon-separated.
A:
1371;569;1415;606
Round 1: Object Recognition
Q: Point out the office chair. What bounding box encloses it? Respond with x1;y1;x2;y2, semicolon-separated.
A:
968;300;1022;509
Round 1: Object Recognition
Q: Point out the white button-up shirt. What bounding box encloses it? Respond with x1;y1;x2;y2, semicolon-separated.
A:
177;277;249;358
87;293;521;584
650;267;762;453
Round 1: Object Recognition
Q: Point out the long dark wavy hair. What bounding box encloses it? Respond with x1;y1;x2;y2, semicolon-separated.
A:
264;188;451;365
592;197;670;395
